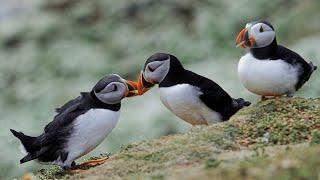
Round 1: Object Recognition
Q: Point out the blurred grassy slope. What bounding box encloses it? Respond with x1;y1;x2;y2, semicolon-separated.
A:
0;0;319;179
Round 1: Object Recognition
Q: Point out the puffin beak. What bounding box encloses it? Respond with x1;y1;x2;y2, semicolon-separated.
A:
136;73;155;95
122;73;155;97
235;28;256;48
124;79;139;97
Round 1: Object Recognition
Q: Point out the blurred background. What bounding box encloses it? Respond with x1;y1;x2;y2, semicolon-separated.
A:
0;0;319;178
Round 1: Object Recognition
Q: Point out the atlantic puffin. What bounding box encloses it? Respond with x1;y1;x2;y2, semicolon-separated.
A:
235;20;317;100
10;74;137;170
133;53;251;125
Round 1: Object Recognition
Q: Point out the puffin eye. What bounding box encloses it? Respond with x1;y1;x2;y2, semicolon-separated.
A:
259;26;264;33
113;84;117;91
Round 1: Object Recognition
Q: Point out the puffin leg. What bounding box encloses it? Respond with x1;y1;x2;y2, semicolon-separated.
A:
77;156;109;167
64;163;86;174
65;157;109;174
261;96;268;101
274;95;282;99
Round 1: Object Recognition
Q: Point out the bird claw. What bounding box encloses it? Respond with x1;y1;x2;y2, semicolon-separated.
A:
261;95;283;101
78;156;109;167
66;156;109;174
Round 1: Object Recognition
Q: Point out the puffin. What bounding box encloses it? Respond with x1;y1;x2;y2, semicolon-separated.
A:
133;53;251;125
235;20;317;100
10;74;138;170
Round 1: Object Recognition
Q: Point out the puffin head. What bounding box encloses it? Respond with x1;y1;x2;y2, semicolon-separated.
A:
93;74;138;104
134;53;183;95
235;21;276;48
143;53;171;84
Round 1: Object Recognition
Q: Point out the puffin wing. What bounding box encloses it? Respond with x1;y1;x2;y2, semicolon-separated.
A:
45;106;87;133
45;93;90;133
14;93;90;164
184;70;234;114
271;45;317;90
199;79;234;113
55;93;85;113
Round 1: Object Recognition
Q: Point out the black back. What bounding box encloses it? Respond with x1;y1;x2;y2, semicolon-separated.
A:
157;54;244;120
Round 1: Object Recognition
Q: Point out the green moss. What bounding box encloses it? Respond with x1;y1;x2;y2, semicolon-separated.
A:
120;144;136;152
150;173;166;180
205;158;221;168
165;145;320;180
38;153;110;179
38;166;66;180
37;98;320;179
227;98;320;146
310;130;320;145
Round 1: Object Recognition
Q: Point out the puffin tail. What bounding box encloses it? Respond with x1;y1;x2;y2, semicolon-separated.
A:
234;98;251;108
10;129;40;163
309;61;317;71
225;98;251;120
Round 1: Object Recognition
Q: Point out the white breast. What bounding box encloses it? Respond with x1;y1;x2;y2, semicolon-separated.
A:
238;53;299;96
60;109;119;166
159;84;222;125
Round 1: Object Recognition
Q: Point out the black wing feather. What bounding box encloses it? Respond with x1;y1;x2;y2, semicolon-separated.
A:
46;93;91;132
55;95;82;113
271;45;316;90
37;93;91;162
183;70;238;120
183;70;251;120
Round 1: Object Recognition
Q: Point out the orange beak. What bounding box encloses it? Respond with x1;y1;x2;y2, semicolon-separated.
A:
124;80;139;97
137;73;155;95
123;73;155;97
235;28;256;48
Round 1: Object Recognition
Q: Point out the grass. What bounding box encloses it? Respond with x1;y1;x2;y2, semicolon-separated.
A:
166;144;320;180
36;97;320;179
225;98;320;146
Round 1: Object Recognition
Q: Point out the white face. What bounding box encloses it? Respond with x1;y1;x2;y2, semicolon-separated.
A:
143;58;170;84
247;22;275;48
94;81;127;104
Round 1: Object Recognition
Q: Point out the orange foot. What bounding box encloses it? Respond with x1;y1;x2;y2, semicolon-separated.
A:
274;95;282;99
261;95;283;101
67;156;109;174
22;173;32;180
78;156;109;167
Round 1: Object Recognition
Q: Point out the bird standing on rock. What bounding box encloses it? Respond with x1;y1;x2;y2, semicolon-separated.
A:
10;74;137;170
235;20;317;100
131;53;251;125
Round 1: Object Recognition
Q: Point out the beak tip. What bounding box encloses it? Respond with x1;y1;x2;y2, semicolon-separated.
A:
235;28;248;48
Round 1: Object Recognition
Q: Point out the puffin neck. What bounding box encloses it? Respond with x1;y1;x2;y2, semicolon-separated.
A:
159;60;185;87
250;38;278;59
89;90;121;111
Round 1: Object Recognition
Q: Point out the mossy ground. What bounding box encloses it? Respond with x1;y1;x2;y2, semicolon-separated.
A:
37;98;320;179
